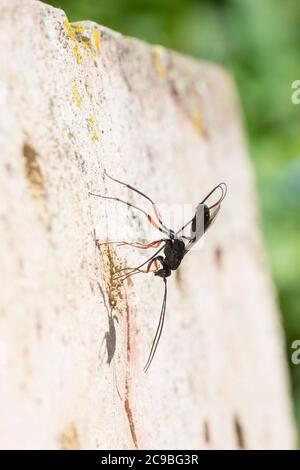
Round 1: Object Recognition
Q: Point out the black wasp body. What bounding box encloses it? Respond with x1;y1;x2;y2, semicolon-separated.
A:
154;238;185;278
90;172;226;372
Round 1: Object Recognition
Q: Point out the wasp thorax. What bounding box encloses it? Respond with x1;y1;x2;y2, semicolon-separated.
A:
163;239;185;271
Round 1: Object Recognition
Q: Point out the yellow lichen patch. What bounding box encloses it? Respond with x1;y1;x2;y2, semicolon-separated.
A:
87;115;100;141
64;20;85;64
93;29;101;55
64;19;76;41
192;109;203;135
73;44;82;65
64;19;85;41
72;23;86;36
71;80;83;108
59;422;80;450
64;20;98;63
153;45;167;78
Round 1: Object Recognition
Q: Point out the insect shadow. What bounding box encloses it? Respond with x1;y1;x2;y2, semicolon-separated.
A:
96;280;122;400
97;281;119;366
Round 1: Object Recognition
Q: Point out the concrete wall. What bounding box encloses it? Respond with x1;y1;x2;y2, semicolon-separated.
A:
0;0;296;449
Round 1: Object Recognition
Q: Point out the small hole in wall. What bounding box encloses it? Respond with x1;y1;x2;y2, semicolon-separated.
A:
22;142;49;228
23;143;45;197
203;420;210;444
234;415;245;449
59;422;80;450
215;246;222;270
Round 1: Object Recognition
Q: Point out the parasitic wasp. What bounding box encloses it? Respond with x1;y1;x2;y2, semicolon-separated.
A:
90;171;227;372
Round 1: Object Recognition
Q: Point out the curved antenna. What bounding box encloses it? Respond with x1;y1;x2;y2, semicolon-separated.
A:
144;278;168;373
206;182;227;210
89;193;149;218
104;170;174;237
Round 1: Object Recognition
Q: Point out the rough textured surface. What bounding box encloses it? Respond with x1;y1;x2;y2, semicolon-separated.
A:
0;0;296;450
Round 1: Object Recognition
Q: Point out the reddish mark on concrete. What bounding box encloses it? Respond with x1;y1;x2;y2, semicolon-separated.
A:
123;290;139;449
124;384;138;449
22;346;30;359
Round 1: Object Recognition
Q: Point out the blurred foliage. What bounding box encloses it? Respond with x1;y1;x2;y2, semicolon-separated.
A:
46;0;300;437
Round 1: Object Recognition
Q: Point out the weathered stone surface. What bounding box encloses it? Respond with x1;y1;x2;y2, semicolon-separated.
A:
0;0;296;449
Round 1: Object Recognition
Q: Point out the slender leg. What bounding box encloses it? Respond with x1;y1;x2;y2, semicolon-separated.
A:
95;239;164;250
113;257;161;282
112;244;166;279
137;257;159;273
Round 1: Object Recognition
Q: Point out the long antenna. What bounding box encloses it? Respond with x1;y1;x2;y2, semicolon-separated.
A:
144;277;168;372
207;182;227;209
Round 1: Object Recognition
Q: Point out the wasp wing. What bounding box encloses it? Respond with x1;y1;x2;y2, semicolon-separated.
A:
184;204;221;253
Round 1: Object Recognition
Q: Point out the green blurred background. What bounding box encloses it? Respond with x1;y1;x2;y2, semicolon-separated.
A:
45;0;300;438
